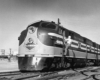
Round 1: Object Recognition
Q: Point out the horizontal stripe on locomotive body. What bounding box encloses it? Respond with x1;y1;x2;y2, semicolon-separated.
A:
39;32;99;53
41;32;86;48
69;47;99;54
18;54;97;59
48;32;99;51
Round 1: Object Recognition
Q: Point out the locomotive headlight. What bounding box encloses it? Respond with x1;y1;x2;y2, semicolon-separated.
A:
28;26;36;34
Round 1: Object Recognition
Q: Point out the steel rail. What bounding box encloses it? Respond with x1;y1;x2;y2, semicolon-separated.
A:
0;71;21;76
0;66;100;80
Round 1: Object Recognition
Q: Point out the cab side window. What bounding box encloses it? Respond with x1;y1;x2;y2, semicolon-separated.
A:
78;42;81;49
58;27;63;35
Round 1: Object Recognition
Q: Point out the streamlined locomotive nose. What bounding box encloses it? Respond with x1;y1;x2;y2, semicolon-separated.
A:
18;55;48;71
18;56;35;71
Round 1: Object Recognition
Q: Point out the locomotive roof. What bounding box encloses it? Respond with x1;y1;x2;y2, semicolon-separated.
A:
27;20;43;28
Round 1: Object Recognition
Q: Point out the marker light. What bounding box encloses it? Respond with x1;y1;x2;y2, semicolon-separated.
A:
28;26;36;34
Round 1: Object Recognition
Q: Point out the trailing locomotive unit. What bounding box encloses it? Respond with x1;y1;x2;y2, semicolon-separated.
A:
18;19;100;71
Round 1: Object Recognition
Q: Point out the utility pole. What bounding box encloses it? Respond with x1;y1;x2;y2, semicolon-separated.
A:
8;48;12;62
9;48;11;55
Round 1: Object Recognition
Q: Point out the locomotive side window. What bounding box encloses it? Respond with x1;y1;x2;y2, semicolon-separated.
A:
73;33;83;42
95;44;98;53
58;27;63;35
85;39;93;51
65;29;69;38
41;22;56;29
78;42;81;49
93;42;97;53
98;45;100;53
68;31;73;38
58;27;70;39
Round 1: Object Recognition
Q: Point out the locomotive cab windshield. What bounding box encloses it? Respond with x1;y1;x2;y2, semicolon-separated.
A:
41;22;57;30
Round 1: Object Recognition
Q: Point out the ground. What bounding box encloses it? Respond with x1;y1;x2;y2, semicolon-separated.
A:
0;58;18;72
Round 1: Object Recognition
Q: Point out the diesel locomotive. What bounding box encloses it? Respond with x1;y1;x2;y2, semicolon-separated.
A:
18;19;100;71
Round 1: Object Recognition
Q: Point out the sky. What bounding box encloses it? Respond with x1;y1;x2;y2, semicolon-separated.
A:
0;0;100;54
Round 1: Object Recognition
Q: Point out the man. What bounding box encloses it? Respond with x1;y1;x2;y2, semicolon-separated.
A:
64;36;72;56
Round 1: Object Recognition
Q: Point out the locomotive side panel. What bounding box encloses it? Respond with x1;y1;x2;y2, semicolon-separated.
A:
87;53;97;59
68;49;87;58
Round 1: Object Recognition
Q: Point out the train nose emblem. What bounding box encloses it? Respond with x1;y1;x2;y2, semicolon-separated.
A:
25;38;35;50
28;26;36;34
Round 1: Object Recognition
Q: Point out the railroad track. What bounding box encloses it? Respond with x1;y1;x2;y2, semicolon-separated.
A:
0;71;21;76
0;70;60;80
0;71;41;80
0;66;100;80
